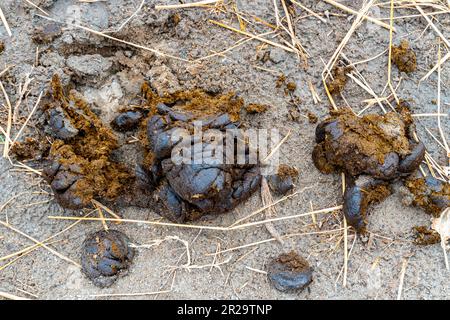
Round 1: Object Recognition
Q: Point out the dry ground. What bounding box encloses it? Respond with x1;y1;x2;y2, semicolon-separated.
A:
0;0;449;300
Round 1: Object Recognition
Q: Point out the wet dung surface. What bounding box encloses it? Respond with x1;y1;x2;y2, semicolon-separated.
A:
42;75;132;209
81;230;135;288
136;86;262;222
267;251;313;292
267;164;298;195
312;104;425;231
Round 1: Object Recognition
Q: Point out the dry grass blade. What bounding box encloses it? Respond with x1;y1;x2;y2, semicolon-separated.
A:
261;177;283;244
347;73;387;113
289;0;327;23
0;210;94;264
280;0;308;65
0;220;80;268
262;130;291;164
89;289;172;298
36;15;189;62
13;71;34;123
209;20;295;53
431;208;450;270
421;51;450;82
113;0;146;32
416;5;450;81
436;41;450;166
0;291;31;300
272;0;281;27
0;5;12;37
343;217;348;287
97;206;108;231
11;91;43;146
0;81;12;157
387;0;399;104
48;205;343;231
323;0;395;32
91;199;123;220
230;190;302;226
0;239;62;272
322;0;377;110
156;0;219;10
23;0;49;16
397;257;409;300
206;227;346;256
0;65;12;78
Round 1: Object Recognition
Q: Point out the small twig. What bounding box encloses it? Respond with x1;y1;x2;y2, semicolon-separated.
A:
397;258;409;300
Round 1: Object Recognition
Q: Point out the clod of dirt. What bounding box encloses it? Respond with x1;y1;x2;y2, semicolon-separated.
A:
267;251;313;292
275;74;298;95
267;165;298;195
325;65;352;95
392;40;417;73
307;111;318;124
286;82;297;92
81;230;135;288
404;176;449;217
10;137;49;161
0;41;4;54
312;104;425;231
32;22;62;44
275;74;286;88
42;75;132;209
245;103;269;114
67;54;113;78
413;226;441;245
135;86;261;222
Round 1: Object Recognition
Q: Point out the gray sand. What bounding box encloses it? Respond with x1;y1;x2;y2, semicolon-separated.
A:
0;0;449;300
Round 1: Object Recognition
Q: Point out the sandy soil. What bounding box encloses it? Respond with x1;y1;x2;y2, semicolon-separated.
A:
0;0;449;300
